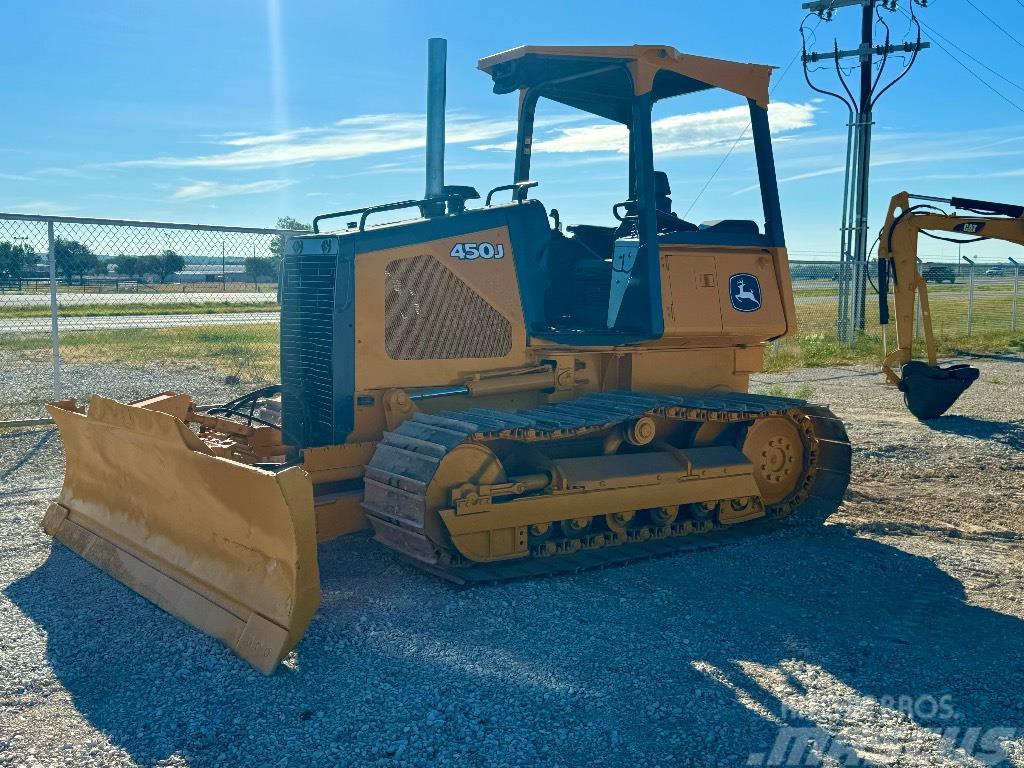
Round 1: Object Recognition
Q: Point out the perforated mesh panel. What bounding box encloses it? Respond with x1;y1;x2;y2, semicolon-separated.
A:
385;255;512;360
281;249;335;447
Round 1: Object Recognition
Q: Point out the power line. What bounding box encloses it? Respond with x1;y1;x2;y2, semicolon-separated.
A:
681;125;749;219
962;0;1024;50
905;9;1024;115
913;14;1024;94
682;17;821;219
800;0;928;340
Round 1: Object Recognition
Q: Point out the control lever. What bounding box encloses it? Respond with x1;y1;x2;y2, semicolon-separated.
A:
607;240;640;328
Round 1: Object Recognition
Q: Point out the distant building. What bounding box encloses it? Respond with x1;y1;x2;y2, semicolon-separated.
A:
174;265;249;283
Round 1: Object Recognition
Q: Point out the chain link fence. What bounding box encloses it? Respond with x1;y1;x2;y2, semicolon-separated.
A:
0;213;301;422
1;212;1022;423
786;259;1022;367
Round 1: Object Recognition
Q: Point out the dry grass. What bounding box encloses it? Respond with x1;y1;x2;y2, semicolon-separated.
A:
0;301;278;319
0;324;280;382
1;292;1020;386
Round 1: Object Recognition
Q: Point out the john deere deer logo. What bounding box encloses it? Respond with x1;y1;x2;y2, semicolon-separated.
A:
729;273;762;312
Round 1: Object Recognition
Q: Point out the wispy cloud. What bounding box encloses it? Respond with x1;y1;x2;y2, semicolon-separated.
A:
474;102;818;156
111;113;517;170
170;179;297;201
2;200;77;214
0;172;33;182
734;126;1024;194
733;166;846;195
33;166;97;179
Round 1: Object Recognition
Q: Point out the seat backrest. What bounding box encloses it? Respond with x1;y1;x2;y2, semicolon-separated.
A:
654;171;673;213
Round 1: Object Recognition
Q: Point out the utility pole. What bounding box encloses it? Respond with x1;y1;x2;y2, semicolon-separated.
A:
801;0;929;344
851;2;874;339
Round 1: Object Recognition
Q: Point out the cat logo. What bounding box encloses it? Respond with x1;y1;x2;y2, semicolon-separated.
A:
729;273;762;312
953;222;986;235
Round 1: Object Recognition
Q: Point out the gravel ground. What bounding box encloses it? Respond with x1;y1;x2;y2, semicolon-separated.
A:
1;357;1022;767
0;352;255;422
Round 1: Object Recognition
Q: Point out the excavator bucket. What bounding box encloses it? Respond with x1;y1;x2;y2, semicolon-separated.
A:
898;361;980;420
43;396;320;673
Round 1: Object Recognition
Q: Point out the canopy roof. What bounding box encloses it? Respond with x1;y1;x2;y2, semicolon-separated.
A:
478;45;774;123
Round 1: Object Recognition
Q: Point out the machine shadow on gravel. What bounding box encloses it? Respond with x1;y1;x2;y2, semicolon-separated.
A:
0;429;56;485
923;415;1024;452
6;523;1024;766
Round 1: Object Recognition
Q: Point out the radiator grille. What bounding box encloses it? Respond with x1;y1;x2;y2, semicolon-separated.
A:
280;250;335;447
384;255;512;360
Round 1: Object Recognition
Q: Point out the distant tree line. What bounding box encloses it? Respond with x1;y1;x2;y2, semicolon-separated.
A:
110;250;185;282
0;241;35;281
2;214;314;286
0;239;187;284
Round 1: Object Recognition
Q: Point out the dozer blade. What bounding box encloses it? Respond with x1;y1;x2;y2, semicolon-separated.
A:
43;396;320;673
898;361;980;420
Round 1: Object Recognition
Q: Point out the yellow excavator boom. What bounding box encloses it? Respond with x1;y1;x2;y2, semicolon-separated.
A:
876;191;1024;418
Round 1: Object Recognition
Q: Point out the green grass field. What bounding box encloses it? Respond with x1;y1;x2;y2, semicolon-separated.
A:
2;282;1010;319
3;282;277;295
1;290;1020;386
1;324;281;382
0;301;279;319
770;289;1022;369
763;329;1022;372
790;280;1018;299
795;290;1019;337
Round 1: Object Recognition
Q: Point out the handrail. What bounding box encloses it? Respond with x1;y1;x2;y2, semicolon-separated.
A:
485;180;538;207
359;199;433;232
312;206;377;234
313;191;472;234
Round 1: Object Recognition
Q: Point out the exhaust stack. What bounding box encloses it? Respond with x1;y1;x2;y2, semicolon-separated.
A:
425;37;447;204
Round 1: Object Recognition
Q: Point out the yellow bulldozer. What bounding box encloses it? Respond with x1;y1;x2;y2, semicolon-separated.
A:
46;40;971;674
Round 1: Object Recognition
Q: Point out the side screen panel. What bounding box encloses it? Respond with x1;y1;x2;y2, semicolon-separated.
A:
355;224;528;391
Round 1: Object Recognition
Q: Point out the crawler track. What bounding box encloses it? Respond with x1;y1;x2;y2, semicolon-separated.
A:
362;391;851;584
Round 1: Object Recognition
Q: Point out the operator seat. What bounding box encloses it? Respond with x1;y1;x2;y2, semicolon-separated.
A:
614;171;698;238
653;171;698;234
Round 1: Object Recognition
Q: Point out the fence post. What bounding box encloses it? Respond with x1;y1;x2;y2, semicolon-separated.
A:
964;257;975;338
1011;260;1020;332
913;257;922;339
849;261;861;347
47;221;62;401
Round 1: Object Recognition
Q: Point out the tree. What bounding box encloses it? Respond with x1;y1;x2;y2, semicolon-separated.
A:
113;254;139;278
244;255;280;288
270;216;312;259
54;238;100;283
136;254;159;280
0;241;35;281
155;249;185;282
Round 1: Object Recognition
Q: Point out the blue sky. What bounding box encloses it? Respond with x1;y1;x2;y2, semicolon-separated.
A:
3;0;1023;260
